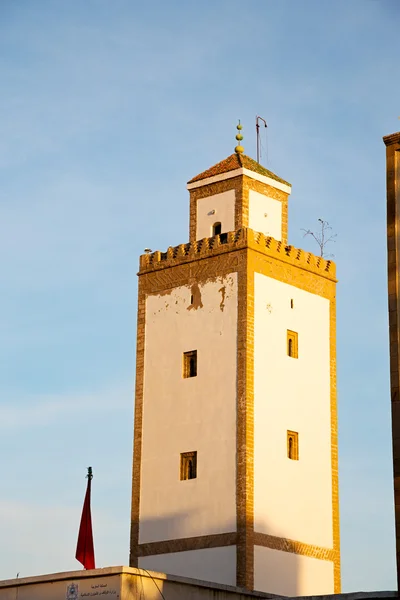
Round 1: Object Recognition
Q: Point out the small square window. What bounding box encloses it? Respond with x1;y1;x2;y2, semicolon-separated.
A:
287;330;298;358
180;451;197;480
183;350;197;378
287;431;299;460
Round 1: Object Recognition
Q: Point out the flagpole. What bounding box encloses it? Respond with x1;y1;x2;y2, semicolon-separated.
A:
76;466;96;570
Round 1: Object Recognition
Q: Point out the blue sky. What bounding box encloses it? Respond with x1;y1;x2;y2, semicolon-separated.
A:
0;0;399;592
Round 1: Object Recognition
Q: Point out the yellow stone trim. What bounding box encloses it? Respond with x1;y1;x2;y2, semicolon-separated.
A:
130;284;146;567
139;250;244;296
235;176;247;230
138;532;237;557
136;531;337;564
254;532;337;563
236;262;255;589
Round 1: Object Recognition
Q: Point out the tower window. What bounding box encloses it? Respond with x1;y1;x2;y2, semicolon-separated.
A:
183;350;197;378
290;299;294;309
287;330;298;358
180;451;197;480
287;431;299;460
212;222;222;236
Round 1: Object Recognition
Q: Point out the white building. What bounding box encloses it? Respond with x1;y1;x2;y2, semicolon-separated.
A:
130;128;340;597
3;568;393;600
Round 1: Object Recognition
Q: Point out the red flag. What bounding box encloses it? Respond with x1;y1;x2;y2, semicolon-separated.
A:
75;467;95;570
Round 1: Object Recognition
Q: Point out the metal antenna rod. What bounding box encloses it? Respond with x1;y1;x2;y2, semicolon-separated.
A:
256;116;267;163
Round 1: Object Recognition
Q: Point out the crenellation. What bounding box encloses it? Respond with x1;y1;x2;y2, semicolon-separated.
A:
307;253;318;268
176;244;186;258
198;238;208;255
138;228;336;281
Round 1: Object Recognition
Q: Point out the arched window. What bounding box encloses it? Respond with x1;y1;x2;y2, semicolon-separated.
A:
287;330;298;359
287;431;299;460
183;350;197;378
212;222;222;236
180;451;197;480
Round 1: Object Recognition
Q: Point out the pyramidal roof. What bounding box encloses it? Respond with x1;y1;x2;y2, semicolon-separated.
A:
188;153;290;187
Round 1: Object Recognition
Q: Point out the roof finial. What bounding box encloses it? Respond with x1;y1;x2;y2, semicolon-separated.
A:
235;120;244;154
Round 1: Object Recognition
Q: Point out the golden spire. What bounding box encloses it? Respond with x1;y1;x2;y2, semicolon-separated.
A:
235;120;244;154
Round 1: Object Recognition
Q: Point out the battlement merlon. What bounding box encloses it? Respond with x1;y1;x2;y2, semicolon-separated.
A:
138;228;336;281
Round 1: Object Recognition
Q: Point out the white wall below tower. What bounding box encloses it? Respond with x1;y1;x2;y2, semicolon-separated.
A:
139;547;237;587
253;273;333;549
140;274;238;544
248;190;282;239
196;190;235;239
254;546;334;596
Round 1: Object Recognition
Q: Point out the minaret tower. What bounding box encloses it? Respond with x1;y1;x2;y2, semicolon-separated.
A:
130;124;340;597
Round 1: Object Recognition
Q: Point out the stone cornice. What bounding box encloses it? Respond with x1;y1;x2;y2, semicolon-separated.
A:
383;131;400;147
187;167;292;194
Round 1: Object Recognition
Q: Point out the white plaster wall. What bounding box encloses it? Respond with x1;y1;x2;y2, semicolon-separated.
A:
196;190;235;240
139;274;238;543
139;547;236;587
254;546;334;596
254;273;333;548
248;190;282;240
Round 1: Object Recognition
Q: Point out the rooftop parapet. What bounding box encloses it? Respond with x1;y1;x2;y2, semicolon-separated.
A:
139;228;336;280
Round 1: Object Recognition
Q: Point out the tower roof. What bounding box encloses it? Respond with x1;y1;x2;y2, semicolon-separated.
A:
188;153;290;187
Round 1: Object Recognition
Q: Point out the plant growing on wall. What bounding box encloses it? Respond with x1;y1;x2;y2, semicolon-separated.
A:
301;219;337;258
